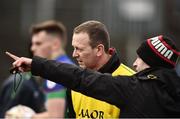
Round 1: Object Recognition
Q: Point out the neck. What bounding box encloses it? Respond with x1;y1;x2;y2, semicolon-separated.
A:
51;48;65;59
94;53;111;71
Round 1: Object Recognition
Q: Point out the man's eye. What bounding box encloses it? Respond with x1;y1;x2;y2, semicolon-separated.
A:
36;42;41;46
78;48;83;51
74;47;83;52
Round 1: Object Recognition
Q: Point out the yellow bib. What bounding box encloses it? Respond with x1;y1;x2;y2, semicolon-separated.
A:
71;63;135;118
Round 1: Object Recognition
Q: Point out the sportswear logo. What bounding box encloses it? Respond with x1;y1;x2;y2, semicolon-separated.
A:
149;36;173;59
78;109;104;119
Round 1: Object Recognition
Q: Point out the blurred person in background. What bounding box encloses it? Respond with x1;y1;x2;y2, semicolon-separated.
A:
66;20;135;118
5;20;73;118
29;20;73;118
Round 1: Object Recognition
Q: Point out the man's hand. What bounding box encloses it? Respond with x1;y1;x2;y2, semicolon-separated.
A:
6;52;32;72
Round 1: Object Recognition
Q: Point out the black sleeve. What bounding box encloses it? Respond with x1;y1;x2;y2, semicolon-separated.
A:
31;56;133;108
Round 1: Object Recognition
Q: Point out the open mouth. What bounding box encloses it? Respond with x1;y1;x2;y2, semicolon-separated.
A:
77;60;84;66
78;61;83;64
76;59;84;65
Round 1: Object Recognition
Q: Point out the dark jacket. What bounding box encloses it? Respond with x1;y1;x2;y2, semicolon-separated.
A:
31;56;180;118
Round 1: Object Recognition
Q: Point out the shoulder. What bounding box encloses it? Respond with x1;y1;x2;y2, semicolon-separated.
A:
148;68;178;78
136;67;179;81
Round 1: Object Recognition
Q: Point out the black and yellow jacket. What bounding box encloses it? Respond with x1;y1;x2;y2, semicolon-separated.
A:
66;51;135;118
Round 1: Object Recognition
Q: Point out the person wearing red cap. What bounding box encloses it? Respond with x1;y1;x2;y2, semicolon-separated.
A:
6;35;180;117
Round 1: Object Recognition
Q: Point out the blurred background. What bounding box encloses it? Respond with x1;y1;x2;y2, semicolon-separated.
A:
0;0;180;86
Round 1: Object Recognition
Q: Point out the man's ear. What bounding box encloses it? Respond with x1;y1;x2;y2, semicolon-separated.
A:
96;44;104;57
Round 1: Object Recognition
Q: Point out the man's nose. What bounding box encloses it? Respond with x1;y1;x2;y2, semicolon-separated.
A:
72;50;78;58
133;60;137;69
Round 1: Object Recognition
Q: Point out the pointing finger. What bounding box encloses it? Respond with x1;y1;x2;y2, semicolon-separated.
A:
6;51;20;61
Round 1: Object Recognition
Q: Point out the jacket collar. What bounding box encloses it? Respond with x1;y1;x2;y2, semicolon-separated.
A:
98;49;121;73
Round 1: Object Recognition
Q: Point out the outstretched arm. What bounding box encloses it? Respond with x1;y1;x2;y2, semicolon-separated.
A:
6;52;131;108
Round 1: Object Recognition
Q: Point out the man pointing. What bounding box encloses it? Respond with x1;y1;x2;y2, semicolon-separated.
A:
6;35;180;117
